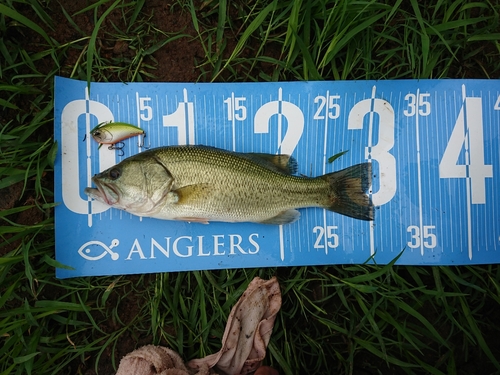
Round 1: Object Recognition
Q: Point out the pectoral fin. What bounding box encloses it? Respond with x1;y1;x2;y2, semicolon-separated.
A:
170;184;213;224
173;183;212;205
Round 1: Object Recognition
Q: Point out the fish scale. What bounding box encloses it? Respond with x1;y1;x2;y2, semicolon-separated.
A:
153;147;330;219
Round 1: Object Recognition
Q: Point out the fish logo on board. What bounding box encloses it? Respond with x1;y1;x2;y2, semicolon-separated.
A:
77;239;120;261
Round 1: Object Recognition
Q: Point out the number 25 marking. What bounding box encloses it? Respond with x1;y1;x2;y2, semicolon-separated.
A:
313;94;340;120
313;226;339;249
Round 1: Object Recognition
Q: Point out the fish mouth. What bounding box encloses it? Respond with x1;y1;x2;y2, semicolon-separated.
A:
85;178;120;206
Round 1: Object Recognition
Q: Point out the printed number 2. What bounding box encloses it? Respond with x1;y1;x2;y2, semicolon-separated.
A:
439;96;492;204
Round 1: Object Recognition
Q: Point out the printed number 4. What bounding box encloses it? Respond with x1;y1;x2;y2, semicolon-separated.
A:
439;96;492;204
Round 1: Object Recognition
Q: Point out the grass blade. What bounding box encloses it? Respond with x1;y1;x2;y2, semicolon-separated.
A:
0;4;52;46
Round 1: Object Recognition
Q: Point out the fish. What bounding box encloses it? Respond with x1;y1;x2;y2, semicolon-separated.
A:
90;122;145;147
84;145;374;225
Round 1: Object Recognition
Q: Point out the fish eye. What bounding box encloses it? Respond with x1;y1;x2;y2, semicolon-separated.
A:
93;131;101;137
108;168;121;180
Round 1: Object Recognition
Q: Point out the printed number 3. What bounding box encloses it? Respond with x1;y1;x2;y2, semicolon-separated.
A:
348;96;396;206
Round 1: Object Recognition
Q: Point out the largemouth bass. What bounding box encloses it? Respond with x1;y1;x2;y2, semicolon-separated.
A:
84;145;374;224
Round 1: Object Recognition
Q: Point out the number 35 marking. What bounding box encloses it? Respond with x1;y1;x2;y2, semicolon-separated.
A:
407;225;436;249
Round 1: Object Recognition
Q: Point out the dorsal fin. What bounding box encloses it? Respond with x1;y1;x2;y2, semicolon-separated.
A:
244;153;298;175
178;145;298;175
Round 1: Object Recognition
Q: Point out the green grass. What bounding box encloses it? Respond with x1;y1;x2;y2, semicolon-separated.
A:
1;0;500;374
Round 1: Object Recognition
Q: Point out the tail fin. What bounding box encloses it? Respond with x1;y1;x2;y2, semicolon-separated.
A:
323;163;374;221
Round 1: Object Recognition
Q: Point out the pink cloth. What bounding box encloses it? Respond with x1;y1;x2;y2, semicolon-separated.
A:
115;345;200;375
115;277;281;375
187;277;281;375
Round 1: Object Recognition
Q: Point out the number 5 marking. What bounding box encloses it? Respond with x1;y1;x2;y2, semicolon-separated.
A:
348;88;396;206
138;96;153;121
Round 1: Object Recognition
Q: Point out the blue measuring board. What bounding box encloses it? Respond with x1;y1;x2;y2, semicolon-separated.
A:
53;76;500;278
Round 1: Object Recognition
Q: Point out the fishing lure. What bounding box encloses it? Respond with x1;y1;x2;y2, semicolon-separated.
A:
90;122;146;155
